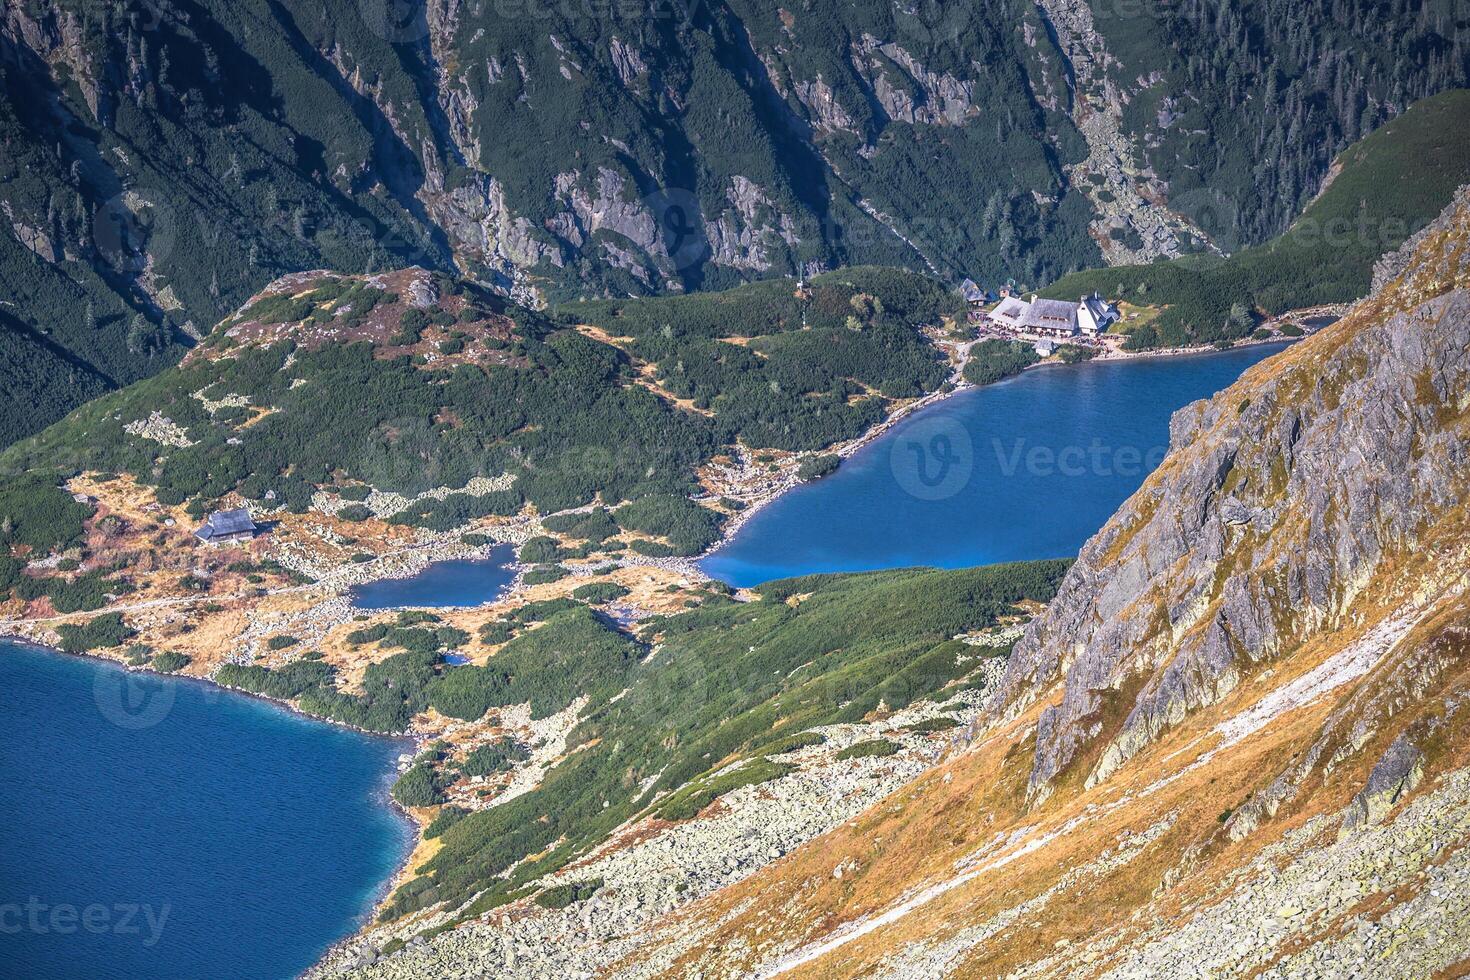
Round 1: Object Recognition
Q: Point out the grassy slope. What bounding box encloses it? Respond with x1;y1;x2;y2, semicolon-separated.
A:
379;561;1069;923
1042;90;1470;347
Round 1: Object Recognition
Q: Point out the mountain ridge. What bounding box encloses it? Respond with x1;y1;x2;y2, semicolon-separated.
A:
4;0;1467;442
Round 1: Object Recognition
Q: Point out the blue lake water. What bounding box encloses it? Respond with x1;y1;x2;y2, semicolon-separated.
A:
349;547;516;609
0;641;413;980
702;344;1288;587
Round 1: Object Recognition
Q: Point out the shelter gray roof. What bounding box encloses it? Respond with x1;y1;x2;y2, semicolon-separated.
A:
197;508;257;539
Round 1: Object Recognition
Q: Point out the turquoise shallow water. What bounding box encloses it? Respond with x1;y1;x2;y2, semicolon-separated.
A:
701;344;1288;587
348;547;517;609
0;641;413;979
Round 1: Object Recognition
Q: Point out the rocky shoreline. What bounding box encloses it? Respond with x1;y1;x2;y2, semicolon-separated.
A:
687;330;1305;570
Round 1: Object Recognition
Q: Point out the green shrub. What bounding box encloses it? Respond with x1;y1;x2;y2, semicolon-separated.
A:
964;340;1039;386
0;475;93;553
217;659;336;700
392;764;446;807
571;583;630;604
755;731;826;755
460;739;529;776
478;620;515;645
904;716;961;733
428;608;640;720
267;635;298;651
512;599;580;623
55;613;135;653
534;879;602;910
151;652;191;673
542;509;620;543
425;806;470;839
346;624;390;645
613;495;724;556
338;504;374;522
654;758;795;821
522;566;568;586
518;536;561;564
835;739;900;761
797;455;841;482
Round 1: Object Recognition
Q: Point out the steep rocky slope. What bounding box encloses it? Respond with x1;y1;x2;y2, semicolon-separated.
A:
347;188;1470;978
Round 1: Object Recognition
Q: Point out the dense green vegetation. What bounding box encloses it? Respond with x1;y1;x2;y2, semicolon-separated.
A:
1044;91;1470;348
0;268;958;536
0;475;92;552
217;660;336;700
392;763;447;808
55;613;134;654
150;651;191;673
654;759;796;822
425;608;641;721
459;740;529;778
381;560;1069;923
570;583;630;605
797;455;842;482
612;495;725;557
565;268;954;451
964;340;1040;387
755;731;827;755
534;879;603;911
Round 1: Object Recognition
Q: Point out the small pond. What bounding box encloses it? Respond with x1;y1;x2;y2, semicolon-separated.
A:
349;547;516;610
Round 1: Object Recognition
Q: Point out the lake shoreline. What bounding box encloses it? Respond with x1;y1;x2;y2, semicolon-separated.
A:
0;635;422;978
689;334;1302;579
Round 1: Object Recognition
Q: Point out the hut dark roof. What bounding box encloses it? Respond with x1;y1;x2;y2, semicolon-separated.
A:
196;508;257;540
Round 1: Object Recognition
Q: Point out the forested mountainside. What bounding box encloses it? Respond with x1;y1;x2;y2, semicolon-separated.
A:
4;0;1468;444
1042;89;1470;348
0;264;956;567
536;186;1470;979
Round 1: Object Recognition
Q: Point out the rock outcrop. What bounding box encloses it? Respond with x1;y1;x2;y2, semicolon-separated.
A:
990;186;1470;802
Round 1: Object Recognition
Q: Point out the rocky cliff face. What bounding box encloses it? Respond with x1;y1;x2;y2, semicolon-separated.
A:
990;184;1470;802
